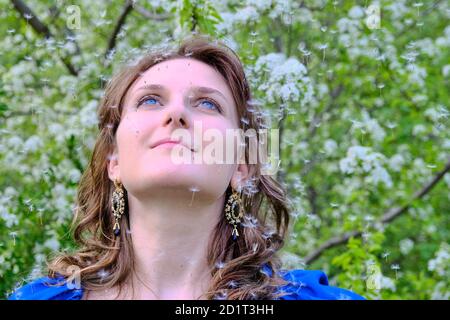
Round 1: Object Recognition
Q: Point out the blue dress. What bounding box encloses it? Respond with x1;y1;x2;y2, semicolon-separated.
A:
8;264;365;300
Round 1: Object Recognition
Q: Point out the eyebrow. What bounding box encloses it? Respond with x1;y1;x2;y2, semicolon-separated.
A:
135;84;229;103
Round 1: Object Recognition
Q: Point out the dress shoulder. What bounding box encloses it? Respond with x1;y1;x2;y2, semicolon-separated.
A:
8;275;84;300
9;267;364;300
260;264;365;300
275;268;365;300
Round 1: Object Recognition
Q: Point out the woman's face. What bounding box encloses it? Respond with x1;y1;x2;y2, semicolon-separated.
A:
108;57;247;201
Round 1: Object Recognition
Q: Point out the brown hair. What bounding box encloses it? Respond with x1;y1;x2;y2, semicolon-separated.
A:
47;34;292;300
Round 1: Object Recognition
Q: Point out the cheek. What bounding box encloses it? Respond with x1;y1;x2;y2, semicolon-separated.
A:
115;115;148;155
120;113;152;134
201;120;242;166
201;118;236;141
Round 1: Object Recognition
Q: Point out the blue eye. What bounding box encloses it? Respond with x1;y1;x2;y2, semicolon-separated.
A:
198;98;221;112
138;95;160;106
137;95;222;113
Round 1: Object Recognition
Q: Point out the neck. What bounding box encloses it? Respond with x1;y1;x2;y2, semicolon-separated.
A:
126;188;224;299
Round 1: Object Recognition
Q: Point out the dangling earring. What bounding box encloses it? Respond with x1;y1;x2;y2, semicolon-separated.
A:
225;188;244;241
112;178;125;237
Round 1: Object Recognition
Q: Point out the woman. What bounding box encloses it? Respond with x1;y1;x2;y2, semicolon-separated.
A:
9;35;364;300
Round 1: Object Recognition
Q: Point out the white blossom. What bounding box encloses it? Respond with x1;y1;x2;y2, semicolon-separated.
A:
216;12;235;33
428;243;449;277
348;6;365;19
407;65;427;86
7;136;23;149
254;53;312;106
280;252;306;270
399;238;414;255
388;154;405;172
79;100;99;127
43;237;60;251
368;165;393;188
234;6;259;24
324;139;338;155
442;65;450;77
412;124;427;136
246;0;272;11
340;146;392;187
361;112;386;142
23;135;43;153
68;168;81;183
380;275;397;291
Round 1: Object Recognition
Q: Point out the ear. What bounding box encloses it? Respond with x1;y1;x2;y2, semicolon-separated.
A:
230;163;249;192
107;145;120;182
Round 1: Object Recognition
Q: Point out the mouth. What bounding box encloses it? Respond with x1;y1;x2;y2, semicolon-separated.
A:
151;139;195;152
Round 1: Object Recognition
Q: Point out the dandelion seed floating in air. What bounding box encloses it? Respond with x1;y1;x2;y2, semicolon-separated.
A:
213;290;228;300
249;292;258;299
37;208;44;225
377;83;385;96
10;231;18;246
189;186;200;206
318;43;328;62
24;13;33;25
97;269;109;283
301;49;312;65
215;261;225;269
332;0;338;10
249;39;256;50
240;117;250;126
386;121;397;130
330;202;339;208
391;264;400;279
413;2;423;17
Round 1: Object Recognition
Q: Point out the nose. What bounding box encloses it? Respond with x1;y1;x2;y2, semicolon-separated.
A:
162;100;189;129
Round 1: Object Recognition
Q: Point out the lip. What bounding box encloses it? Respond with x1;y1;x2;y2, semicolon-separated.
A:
151;138;194;152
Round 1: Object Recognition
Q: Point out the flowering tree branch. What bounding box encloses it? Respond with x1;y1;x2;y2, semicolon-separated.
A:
304;157;450;265
105;0;134;59
11;0;50;36
133;4;171;21
46;4;82;57
105;2;172;60
11;0;79;76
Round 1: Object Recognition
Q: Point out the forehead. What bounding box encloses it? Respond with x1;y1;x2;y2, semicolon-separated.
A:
128;58;233;100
